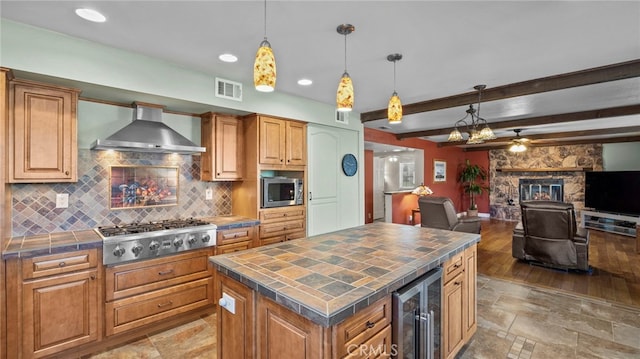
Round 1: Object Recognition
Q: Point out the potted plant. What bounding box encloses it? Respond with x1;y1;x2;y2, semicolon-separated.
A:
458;159;488;217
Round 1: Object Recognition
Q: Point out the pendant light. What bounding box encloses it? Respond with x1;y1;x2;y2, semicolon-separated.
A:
254;0;276;92
387;53;403;124
336;24;355;112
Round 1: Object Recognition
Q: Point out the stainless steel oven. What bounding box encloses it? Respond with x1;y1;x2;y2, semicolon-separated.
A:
393;267;442;359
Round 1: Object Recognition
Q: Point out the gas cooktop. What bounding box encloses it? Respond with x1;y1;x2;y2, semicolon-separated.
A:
96;218;217;265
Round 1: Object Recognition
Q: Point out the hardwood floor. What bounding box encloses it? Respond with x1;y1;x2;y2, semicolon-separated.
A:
477;219;640;308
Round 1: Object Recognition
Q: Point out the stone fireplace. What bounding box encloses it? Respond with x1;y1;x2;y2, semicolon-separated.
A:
489;144;603;222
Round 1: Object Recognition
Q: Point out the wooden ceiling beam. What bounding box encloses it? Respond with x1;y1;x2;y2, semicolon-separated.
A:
397;104;640;139
437;125;640;147
463;135;640;152
361;59;640;123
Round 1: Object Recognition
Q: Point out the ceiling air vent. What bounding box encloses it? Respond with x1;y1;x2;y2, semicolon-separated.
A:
215;77;243;102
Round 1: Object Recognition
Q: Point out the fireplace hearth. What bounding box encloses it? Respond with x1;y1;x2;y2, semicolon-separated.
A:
519;178;564;202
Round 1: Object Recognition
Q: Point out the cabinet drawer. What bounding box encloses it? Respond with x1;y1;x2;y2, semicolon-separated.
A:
22;249;98;279
105;277;214;336
217;226;255;246
334;296;392;358
256;230;306;247
443;251;464;284
105;249;213;301
260;207;306;222
344;324;392;359
260;219;305;238
216;241;252;255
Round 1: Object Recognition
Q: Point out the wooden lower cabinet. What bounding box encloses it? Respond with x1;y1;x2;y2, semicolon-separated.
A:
442;244;477;359
105;248;215;336
442;272;465;358
258;206;306;246
216;226;255;254
217;273;394;359
24;270;99;358
5;249;101;359
257;295;326;359
217;272;255;359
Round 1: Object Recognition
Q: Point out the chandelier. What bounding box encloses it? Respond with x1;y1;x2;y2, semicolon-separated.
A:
447;85;496;144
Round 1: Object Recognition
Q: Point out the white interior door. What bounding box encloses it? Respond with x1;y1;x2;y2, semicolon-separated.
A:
307;124;360;236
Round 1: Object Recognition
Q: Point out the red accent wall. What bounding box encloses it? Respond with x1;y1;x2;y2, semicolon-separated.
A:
364;128;490;214
364;150;374;223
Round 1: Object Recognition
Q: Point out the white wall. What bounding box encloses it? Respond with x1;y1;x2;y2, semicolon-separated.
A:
603;143;640;170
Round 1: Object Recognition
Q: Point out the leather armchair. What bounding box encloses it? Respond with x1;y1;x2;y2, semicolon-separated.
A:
512;200;590;271
418;196;481;234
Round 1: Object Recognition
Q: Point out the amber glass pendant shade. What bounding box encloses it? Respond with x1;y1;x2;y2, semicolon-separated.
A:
448;128;463;142
388;92;402;124
254;40;276;92
336;72;354;112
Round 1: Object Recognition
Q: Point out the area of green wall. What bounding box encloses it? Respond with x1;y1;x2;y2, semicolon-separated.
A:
603;143;640;170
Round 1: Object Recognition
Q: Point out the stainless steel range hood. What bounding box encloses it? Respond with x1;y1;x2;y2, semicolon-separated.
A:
91;102;205;154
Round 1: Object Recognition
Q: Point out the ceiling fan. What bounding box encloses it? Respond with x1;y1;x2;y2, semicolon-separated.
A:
508;129;529;153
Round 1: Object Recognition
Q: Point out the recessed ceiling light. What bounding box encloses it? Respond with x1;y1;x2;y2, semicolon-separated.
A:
75;8;106;23
297;78;313;86
218;53;238;63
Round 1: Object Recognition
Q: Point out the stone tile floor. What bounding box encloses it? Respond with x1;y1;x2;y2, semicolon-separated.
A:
87;275;640;358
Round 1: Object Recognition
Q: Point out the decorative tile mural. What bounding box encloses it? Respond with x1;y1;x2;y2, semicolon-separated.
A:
11;150;232;237
489;144;603;222
109;166;179;209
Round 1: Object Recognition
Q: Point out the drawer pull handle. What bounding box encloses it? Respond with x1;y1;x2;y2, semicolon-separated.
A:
453;263;461;268
454;281;462;286
365;321;375;329
58;261;66;268
90;274;96;280
158;269;174;276
157;301;173;308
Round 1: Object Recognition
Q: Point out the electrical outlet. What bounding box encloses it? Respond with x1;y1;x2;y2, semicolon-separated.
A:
218;292;236;314
56;193;69;208
205;188;213;200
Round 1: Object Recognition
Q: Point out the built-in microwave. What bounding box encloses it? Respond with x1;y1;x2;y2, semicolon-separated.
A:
261;177;304;208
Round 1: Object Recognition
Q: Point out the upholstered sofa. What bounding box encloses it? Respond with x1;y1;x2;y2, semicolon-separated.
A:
512;200;590;271
418;196;481;234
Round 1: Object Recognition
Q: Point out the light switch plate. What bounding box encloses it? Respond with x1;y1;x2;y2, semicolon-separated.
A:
55;193;69;208
205;188;213;200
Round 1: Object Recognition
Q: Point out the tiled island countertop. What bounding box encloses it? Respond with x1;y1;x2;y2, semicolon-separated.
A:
210;222;480;327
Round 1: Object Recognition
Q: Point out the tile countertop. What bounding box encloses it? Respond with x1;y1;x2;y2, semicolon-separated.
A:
210;222;480;327
2;215;259;260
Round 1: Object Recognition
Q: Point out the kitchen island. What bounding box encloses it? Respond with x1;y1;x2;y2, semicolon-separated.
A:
209;222;480;359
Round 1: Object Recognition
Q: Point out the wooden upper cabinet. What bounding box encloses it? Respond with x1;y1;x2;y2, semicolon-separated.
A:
258;116;306;169
9;79;79;182
285;120;306;167
201;112;244;181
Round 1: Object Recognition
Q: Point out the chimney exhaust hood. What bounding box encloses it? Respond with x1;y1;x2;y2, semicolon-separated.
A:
91;102;206;154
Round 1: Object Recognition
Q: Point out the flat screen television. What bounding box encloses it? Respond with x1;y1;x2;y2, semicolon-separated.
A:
584;171;640;216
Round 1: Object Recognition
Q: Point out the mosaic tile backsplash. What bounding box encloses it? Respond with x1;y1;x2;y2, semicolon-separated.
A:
11;150;232;237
